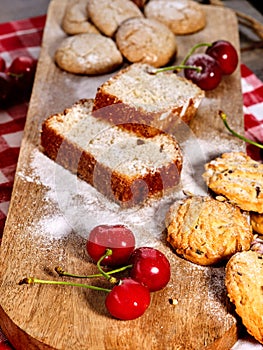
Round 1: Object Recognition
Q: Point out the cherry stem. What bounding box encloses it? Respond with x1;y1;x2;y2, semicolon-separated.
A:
151;65;201;74
7;72;24;79
18;277;112;293
55;264;132;279
219;111;263;149
180;42;212;65
96;249;118;284
152;42;212;74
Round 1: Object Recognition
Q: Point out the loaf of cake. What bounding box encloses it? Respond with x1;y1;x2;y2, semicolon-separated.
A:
41;99;183;207
92;63;204;136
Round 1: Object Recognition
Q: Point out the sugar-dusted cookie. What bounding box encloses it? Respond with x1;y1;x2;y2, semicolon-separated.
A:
61;0;99;35
203;152;263;213
54;33;123;75
144;0;206;35
225;250;263;344
87;0;143;37
165;195;253;266
116;17;177;67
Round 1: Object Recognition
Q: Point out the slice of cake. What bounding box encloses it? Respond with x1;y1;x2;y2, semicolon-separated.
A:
41;99;183;207
92;63;204;136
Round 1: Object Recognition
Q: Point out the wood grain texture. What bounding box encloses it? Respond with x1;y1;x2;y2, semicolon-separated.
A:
0;1;245;349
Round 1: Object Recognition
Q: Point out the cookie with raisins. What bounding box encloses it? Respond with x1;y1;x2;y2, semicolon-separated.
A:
165;195;253;265
203;152;263;213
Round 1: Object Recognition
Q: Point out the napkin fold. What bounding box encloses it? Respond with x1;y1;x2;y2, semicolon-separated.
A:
0;14;263;350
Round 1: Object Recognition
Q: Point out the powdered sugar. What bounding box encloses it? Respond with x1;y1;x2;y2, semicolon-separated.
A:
17;149;177;244
31;214;72;240
16;124;242;247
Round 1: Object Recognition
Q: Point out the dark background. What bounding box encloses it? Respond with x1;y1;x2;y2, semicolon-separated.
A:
248;0;263;14
199;0;263;14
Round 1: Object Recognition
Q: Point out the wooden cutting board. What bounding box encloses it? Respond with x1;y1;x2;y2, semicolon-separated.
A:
0;1;245;349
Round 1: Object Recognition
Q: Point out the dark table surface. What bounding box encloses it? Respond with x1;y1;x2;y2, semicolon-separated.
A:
0;0;262;79
225;0;263;81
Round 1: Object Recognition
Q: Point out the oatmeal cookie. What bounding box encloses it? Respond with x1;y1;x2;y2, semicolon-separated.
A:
165;196;253;266
225;250;263;344
61;0;99;35
144;0;206;35
87;0;143;37
116;17;177;67
203;152;263;213
54;33;123;75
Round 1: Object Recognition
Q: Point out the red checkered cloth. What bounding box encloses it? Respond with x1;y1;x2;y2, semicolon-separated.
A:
242;64;263;161
0;15;46;237
0;15;45;350
0;15;263;350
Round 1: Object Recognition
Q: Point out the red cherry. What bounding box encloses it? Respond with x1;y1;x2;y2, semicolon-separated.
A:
0;342;12;350
0;330;10;349
4;56;37;105
184;53;222;91
86;224;136;267
129;247;171;292
0;57;6;72
0;72;13;108
8;56;37;94
206;40;238;75
8;56;37;76
105;277;151;320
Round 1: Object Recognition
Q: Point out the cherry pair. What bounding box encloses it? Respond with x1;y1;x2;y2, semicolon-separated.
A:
154;40;238;91
184;40;239;90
